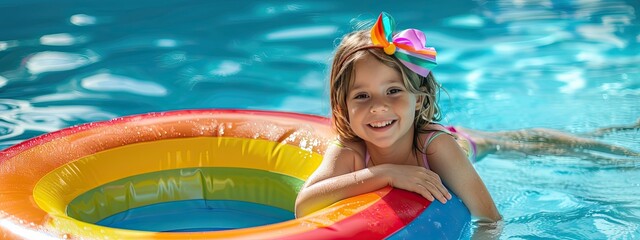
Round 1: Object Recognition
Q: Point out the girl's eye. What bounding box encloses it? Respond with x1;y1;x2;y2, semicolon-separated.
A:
388;88;402;94
354;93;368;99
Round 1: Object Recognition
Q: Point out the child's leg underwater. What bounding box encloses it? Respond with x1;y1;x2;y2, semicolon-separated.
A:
454;120;640;160
587;118;640;137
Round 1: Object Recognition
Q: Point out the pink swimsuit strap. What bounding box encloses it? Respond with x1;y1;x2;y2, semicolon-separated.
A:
444;126;477;162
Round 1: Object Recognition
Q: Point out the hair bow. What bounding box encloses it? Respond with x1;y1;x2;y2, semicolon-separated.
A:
370;12;437;77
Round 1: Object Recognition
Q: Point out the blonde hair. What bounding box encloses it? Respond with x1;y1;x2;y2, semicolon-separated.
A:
329;30;443;151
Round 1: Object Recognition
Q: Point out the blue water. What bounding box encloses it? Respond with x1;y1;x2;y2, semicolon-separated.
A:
96;200;293;232
1;0;639;239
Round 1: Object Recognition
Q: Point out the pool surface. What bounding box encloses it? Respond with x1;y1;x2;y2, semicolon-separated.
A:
1;0;639;239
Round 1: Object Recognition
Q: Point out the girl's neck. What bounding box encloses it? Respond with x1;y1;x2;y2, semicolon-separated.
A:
365;132;417;166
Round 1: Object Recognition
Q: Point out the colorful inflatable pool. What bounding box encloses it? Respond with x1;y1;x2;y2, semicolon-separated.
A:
0;109;470;239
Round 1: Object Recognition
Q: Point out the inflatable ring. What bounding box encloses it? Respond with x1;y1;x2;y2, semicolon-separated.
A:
0;109;470;239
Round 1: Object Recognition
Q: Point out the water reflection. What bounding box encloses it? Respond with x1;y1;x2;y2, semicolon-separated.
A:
210;60;242;76
0;99;116;142
40;33;89;46
265;25;338;41
443;14;486;28
0;75;7;88
81;73;168;97
25;51;99;75
70;14;98;26
0;119;23;140
554;70;586;94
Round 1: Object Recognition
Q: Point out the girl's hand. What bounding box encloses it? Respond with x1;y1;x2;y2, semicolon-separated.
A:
375;164;452;203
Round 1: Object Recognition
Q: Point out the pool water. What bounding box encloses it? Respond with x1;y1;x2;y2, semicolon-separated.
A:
96;200;294;232
1;0;639;239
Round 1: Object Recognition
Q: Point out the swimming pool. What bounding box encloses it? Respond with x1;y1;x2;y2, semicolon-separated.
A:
1;0;638;239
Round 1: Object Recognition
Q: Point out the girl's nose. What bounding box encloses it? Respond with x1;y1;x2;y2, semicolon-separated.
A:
369;99;388;113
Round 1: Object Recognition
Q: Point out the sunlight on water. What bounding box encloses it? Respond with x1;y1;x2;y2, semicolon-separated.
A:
81;73;168;96
70;14;98;26
26;51;100;75
0;76;8;88
209;61;242;76
265;25;338;41
39;33;88;46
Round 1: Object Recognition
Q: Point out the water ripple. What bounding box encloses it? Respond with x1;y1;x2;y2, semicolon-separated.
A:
0;119;24;141
0;75;8;88
25;51;100;75
578;24;628;48
40;33;89;46
0;99;116;139
70;14;99;26
80;73;168;97
265;25;338;41
443;14;486;28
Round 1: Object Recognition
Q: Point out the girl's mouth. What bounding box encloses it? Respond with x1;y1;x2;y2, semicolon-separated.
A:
368;120;396;129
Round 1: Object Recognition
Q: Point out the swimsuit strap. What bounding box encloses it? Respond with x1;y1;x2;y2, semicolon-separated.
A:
445;126;477;162
365;150;371;167
422;124;452;169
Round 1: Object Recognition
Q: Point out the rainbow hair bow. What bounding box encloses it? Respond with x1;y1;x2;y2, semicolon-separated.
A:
371;12;437;77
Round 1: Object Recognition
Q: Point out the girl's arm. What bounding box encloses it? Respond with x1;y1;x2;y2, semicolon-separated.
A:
294;144;386;217
426;134;502;222
295;143;451;218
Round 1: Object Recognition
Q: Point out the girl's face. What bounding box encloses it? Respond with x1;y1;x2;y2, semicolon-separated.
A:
346;54;421;148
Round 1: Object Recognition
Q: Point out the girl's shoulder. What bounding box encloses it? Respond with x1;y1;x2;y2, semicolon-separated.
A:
418;123;453;140
417;123;456;153
331;138;366;156
329;138;366;166
420;123;452;133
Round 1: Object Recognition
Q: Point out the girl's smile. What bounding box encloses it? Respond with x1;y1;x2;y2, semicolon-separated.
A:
367;120;398;135
368;120;396;129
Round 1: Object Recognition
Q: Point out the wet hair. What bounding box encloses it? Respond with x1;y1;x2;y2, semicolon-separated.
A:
329;30;443;152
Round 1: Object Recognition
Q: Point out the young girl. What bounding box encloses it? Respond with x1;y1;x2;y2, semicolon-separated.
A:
294;12;639;223
295;12;502;222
